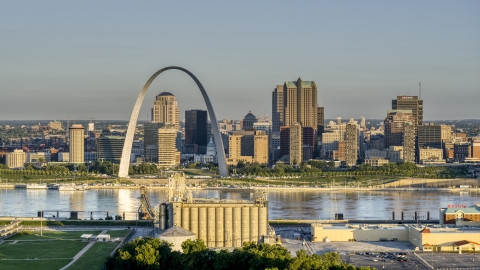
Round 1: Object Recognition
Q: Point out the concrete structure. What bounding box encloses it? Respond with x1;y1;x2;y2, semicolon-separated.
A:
364;157;389;167
96;234;111;242
417;123;451;149
409;226;480;252
392;95;423;128
345;123;358;166
403;122;416;163
227;130;268;165
5;149;26;169
311;224;409;242
58;152;69;162
158;126;179;168
289;123;302;165
118;67;228;177
49;120;62;130
158;225;197;251
169;197;268;248
97;136;125;163
152;92;180;130
69;124;84;163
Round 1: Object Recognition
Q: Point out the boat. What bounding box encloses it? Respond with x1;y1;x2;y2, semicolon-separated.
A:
26;184;48;189
58;184;89;191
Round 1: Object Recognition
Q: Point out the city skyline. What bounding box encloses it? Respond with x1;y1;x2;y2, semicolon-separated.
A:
0;1;479;121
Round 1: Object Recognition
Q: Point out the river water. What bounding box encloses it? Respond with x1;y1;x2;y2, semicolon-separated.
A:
0;188;478;221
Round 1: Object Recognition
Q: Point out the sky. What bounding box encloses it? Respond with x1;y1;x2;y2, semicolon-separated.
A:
0;1;479;121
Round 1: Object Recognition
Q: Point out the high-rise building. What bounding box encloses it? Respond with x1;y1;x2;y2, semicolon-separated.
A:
417;123;451;149
272;85;284;134
143;122;164;163
97;136;125;163
289;123;302;165
345;123;358;166
384;110;414;148
302;126;316;161
392;96;423;128
152;92;180;130
317;107;324;140
226;130;268;165
403;122;416;163
283;78;317;127
69;124;84;163
158;126;179;168
185;110;208;154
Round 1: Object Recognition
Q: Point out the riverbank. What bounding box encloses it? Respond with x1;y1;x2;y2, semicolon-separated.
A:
1;183;479;192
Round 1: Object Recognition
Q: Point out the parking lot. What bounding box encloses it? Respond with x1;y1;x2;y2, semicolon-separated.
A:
416;252;480;270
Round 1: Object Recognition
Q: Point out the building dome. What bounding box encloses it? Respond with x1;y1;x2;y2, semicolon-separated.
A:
244;111;256;120
206;137;216;156
158;92;174;96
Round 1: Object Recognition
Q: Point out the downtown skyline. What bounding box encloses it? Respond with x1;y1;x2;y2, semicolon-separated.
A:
1;1;479;121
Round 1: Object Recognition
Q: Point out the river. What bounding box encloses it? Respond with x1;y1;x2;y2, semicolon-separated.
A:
0;188;478;221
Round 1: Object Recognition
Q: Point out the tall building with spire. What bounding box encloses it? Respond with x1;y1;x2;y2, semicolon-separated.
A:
152;92;180;130
392;96;423;129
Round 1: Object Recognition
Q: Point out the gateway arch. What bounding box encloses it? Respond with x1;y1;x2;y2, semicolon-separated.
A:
118;66;228;177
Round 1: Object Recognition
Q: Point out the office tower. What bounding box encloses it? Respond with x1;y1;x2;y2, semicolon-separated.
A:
272;85;284;134
317;107;324;140
88;122;94;132
152;92;180;130
283;78;317;127
417;123;451;149
384;110;414;148
279;126;290;158
321;130;341;158
472;139;480;159
345;123;358;166
226;130;268;165
69;124;84;163
242;111;258;130
289;123;302;165
392;96;423;128
302;126;316;161
158;126;179;167
143;122;164;163
403;122;416;163
185;110;208;154
97;136;125;163
5;149;26;169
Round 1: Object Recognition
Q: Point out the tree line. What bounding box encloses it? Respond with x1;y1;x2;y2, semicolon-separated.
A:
106;238;374;270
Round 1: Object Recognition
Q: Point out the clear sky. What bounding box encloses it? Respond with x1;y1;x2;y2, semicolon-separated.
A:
1;1;479;121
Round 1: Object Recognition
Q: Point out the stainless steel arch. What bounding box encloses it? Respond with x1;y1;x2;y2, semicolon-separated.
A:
118;66;228;177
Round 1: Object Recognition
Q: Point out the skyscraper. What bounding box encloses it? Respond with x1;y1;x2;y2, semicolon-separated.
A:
345;123;358;166
392;96;423;128
283;78;317;127
152;92;180;130
158;126;179;168
226;130;268;165
185;110;208;154
69;124;84;163
289;123;302;165
403;122;416;163
272;85;284;134
317;106;324;140
384;110;414;148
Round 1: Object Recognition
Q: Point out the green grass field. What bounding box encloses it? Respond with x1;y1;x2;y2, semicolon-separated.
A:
7;230;102;240
0;259;72;270
67;242;118;270
106;230;131;238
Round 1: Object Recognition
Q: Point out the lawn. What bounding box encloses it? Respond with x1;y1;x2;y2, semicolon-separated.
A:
0;259;72;270
67;242;118;270
7;230;102;241
106;229;131;238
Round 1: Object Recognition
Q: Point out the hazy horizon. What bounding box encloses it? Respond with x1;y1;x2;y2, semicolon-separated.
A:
1;1;479;121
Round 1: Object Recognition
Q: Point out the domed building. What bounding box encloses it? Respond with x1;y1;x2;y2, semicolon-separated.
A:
242;111;258;130
194;137;218;164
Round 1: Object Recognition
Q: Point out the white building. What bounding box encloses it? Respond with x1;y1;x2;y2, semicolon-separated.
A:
6;149;27;169
194;137;218;164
